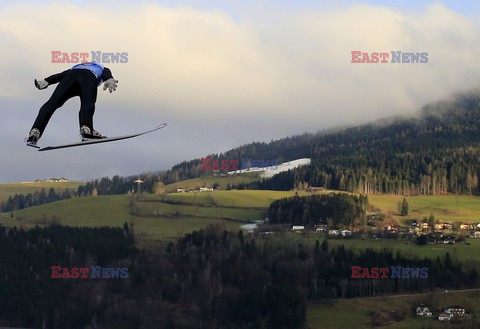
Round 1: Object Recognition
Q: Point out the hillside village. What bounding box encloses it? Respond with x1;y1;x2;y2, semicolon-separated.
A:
416;304;468;322
287;216;480;244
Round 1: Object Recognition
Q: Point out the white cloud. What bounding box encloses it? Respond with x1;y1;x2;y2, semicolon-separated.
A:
1;2;480;182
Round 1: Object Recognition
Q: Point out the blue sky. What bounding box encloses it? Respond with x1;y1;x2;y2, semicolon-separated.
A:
2;0;480;16
1;1;480;182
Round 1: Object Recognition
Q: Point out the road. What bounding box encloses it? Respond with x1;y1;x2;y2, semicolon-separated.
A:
345;288;480;301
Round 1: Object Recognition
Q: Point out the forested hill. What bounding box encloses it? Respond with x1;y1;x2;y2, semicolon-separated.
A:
164;90;480;195
162;133;315;183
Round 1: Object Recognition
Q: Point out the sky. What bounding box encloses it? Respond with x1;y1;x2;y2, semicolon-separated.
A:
1;0;480;183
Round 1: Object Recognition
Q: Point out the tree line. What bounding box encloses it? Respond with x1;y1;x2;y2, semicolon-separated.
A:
268;193;368;227
78;174;161;195
0;223;478;328
1;174;165;212
1;188;76;212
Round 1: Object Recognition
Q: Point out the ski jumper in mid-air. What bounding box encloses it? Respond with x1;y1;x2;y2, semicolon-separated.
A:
27;62;118;145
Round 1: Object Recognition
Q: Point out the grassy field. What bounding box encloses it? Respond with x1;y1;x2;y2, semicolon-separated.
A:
3;180;479;224
8;192;480;261
3;194;252;243
331;238;480;263
307;290;480;329
164;172;261;192
1;190;313;244
262;231;480;266
133;216;240;245
154;190;310;208
0;181;81;203
3;189;480;245
136;199;264;221
368;194;480;223
3;188;480;262
11;195;132;227
161;191;480;223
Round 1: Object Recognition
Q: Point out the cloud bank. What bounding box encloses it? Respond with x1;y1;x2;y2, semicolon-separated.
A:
0;2;479;182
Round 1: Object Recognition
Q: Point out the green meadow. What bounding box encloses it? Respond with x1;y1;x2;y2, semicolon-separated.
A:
10;195;132;227
4;194;257;243
1;188;480;262
136;198;263;221
307;290;480;329
155;190;310;208
4;190;306;240
164;172;261;192
3;190;480;247
0;181;81;203
286;233;480;263
368;194;480;223
4;180;479;224
0;190;315;246
161;190;480;224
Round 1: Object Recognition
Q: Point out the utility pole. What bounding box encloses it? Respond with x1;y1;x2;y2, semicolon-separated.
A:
134;179;144;202
134;179;144;194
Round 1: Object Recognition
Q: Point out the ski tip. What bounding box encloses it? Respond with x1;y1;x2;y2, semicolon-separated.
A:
157;123;167;129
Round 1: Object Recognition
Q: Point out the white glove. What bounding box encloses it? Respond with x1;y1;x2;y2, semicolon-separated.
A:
103;78;118;93
35;79;48;90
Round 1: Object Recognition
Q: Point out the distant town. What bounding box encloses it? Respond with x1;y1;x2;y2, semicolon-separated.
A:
33;177;69;183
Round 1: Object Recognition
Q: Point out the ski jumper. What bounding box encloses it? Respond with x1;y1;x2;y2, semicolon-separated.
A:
31;63;114;137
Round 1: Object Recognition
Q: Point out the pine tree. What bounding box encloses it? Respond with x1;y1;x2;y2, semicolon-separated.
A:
401;198;409;216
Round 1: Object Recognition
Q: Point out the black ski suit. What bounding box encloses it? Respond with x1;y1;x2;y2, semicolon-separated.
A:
31;65;114;137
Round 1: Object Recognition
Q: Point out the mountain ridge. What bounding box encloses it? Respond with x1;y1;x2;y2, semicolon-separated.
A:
163;89;480;195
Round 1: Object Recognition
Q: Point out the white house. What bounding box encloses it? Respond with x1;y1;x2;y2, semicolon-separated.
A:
444;222;453;230
443;235;456;244
341;229;352;237
443;306;465;317
416;305;432;317
48;177;68;182
315;225;328;233
460;223;473;230
328;229;340;236
438;313;451;321
292;225;305;231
